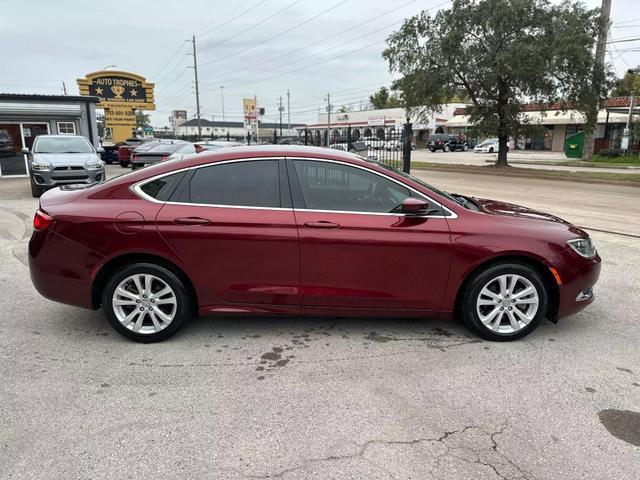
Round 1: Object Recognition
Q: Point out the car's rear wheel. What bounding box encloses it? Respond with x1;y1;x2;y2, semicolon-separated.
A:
444;145;450;152
102;263;192;342
489;147;494;153
430;149;436;153
463;145;469;151
119;161;129;168
461;263;548;341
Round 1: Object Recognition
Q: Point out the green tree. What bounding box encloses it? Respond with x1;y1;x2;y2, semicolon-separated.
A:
369;87;402;110
135;111;151;130
611;72;640;97
383;0;604;167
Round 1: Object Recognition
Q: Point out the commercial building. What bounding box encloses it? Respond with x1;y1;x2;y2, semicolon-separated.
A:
174;118;304;141
445;97;639;152
298;104;466;146
0;93;99;177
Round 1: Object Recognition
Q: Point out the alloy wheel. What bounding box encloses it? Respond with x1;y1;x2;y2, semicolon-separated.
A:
476;274;539;334
112;274;177;334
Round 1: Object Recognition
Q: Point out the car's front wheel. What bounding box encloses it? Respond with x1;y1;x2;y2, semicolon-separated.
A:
463;145;469;151
443;145;450;152
461;263;548;341
102;263;192;342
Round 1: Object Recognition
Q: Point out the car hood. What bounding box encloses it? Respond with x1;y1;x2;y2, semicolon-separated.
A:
474;197;572;225
33;152;99;165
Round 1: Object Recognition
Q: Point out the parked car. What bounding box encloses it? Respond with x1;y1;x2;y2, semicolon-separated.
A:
474;138;507;153
194;140;244;153
99;145;119;164
23;135;105;198
427;134;469;152
117;138;154;168
384;139;417;151
29;145;601;343
0;129;14;157
360;136;385;150
130;140;195;170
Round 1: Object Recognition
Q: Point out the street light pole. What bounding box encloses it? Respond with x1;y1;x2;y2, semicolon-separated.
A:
220;86;225;123
326;92;331;147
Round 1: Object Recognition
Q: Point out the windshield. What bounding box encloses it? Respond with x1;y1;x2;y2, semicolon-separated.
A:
480;139;497;146
34;136;93;154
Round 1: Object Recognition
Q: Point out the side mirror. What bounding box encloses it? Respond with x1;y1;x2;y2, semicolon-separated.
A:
401;197;430;215
96;147;105;154
21;147;30;155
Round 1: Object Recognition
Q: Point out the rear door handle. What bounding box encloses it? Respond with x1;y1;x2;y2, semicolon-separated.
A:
304;221;341;229
173;216;212;225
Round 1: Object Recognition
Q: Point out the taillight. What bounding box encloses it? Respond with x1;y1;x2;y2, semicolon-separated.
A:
161;155;168;161
131;154;138;161
33;210;53;231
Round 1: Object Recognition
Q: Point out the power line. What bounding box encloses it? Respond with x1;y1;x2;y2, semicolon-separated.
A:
196;0;268;37
200;17;407;88
199;0;349;61
199;0;302;53
199;0;418;73
150;41;189;79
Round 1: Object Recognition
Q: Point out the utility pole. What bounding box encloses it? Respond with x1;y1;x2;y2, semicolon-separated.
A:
61;81;67;95
190;35;202;140
220;86;225;123
287;89;291;134
583;0;612;160
278;96;283;138
327;94;331;147
254;94;259;143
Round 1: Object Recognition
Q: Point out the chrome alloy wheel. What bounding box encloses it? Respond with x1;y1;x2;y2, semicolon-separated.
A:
112;274;177;334
476;274;539;334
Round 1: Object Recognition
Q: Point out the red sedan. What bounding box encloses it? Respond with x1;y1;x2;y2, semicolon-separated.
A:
29;146;601;342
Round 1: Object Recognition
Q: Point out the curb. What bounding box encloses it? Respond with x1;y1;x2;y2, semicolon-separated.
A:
411;163;640;188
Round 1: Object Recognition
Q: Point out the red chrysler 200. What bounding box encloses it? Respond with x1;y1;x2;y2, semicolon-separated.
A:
29;146;601;342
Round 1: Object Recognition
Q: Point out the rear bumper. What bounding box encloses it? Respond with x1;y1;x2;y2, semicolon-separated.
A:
29;229;103;309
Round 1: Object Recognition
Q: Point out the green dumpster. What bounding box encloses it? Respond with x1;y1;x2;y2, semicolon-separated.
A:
564;131;584;159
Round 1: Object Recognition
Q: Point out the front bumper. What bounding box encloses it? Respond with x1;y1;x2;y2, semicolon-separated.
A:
555;250;601;320
32;167;104;187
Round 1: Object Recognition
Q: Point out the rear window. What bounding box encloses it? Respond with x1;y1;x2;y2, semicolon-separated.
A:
139;172;186;201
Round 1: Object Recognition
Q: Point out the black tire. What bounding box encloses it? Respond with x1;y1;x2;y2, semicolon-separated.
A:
444;145;450;152
119;161;129;168
102;263;193;343
460;263;548;341
430;149;436;153
463;144;469;152
489;147;494;153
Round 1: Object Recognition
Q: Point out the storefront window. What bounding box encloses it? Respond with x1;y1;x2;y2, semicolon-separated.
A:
0;123;50;176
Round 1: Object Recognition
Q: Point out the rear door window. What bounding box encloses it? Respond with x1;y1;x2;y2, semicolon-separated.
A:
187;160;280;208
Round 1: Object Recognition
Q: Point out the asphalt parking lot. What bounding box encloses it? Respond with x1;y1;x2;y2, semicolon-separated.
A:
1;168;639;479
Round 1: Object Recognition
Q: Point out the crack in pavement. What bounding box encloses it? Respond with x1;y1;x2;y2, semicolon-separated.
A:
245;424;532;479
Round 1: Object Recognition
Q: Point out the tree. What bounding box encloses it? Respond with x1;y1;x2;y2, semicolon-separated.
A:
383;0;603;167
136;111;151;130
337;105;352;113
369;87;402;110
612;72;640;97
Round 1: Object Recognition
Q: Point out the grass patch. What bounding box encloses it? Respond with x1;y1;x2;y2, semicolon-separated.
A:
590;154;640;165
411;162;640;184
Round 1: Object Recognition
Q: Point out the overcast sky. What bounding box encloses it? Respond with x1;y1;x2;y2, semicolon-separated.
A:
1;0;638;128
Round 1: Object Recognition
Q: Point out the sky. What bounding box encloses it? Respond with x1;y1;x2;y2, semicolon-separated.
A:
1;0;638;128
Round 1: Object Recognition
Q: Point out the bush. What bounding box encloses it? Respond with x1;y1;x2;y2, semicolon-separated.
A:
597;148;623;158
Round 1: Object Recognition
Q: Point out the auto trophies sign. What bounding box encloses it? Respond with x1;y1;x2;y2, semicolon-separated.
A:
77;70;155;143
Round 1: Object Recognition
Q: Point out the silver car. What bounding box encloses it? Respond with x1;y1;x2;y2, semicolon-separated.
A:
23;135;105;197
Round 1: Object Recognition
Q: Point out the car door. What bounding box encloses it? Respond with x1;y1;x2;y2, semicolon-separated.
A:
155;158;301;308
287;158;453;313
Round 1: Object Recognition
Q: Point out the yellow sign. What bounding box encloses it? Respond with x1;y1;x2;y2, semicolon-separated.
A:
243;98;256;122
77;70;155;143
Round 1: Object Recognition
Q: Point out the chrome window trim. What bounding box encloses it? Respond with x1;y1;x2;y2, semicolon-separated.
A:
130;156;457;219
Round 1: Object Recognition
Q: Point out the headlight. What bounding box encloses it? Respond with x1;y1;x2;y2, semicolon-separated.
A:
31;162;50;171
567;238;596;258
86;160;103;169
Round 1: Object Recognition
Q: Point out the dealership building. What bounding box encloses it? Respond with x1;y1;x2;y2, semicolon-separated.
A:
173;118;305;141
0;93;99;177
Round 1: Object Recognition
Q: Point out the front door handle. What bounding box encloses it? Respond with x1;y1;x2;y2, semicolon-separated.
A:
304;221;341;229
173;216;212;225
